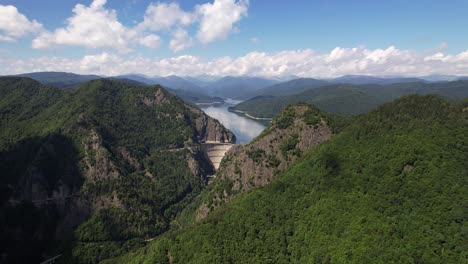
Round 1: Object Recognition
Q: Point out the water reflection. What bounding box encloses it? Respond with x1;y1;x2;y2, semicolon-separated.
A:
200;102;266;144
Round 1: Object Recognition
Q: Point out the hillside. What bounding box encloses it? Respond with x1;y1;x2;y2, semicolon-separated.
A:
0;77;234;263
107;95;468;263
232;81;468;118
256;78;330;96
177;104;341;224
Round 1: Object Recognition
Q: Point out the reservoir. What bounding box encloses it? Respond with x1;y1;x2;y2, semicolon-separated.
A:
199;100;267;144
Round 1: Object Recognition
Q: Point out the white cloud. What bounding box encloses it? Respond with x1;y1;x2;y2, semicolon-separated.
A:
3;46;468;78
32;0;137;52
196;0;249;44
137;2;194;32
139;34;161;49
26;0;251;52
169;28;193;52
0;5;43;42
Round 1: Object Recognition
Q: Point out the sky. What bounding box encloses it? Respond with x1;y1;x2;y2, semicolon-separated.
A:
0;0;467;77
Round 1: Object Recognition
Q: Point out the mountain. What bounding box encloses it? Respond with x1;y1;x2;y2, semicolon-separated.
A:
0;77;234;263
108;95;468;263
420;75;461;82
13;71;101;88
207;76;279;100
178;104;341;224
182;76;217;88
256;78;330;96
231;84;382;118
330;75;426;85
165;88;224;105
152;75;204;91
231;81;468;118
113;74;157;85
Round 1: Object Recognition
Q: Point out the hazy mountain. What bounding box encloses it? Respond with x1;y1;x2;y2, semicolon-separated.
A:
256;78;330;96
151;75;203;91
233;84;381;117
420;75;461;82
13;71;101;88
183;76;218;87
330;75;426;85
231;81;468;118
114;74;158;84
207;76;279;99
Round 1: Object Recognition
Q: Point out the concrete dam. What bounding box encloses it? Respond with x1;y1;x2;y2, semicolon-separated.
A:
201;143;233;170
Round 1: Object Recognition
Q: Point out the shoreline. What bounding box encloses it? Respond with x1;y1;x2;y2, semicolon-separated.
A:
195;101;224;106
229;108;273;121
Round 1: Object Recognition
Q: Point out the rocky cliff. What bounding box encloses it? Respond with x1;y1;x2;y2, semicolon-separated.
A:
195;104;332;221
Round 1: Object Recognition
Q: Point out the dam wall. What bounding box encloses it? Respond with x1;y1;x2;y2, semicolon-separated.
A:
201;143;233;170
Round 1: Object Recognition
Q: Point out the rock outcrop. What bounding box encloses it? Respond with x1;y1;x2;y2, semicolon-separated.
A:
189;105;236;143
196;104;332;220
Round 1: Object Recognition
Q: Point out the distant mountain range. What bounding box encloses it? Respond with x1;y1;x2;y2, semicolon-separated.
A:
231;80;468;118
329;75;427;85
5;72;468;104
15;72;101;88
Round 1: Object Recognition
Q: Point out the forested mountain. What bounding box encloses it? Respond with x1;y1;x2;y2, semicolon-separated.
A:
174;104;345;225
330;75;426;85
231;81;468;118
107;95;468;263
255;78;330;96
0;77;234;263
207;76;279;100
14;72;101;88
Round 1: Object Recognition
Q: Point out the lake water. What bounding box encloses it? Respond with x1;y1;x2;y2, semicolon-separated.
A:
199;100;267;144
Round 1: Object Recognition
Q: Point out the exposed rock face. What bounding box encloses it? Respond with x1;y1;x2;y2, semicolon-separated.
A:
189;105;236;143
196;104;332;220
142;88;235;144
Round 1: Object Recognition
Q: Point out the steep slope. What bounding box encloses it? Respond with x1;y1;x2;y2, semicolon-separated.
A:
0;77;234;263
189;104;336;222
232;81;468;118
108;95;468;263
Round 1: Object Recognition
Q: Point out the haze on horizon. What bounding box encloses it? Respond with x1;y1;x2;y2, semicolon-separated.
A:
0;0;467;78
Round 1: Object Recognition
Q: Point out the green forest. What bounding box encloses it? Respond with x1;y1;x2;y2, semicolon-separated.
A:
0;76;466;263
108;95;468;263
0;77;227;263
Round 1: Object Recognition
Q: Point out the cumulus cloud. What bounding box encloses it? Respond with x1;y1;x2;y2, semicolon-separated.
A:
169;28;193;52
195;0;249;44
32;0;137;52
139;34;161;49
0;5;43;42
2;46;468;78
25;0;250;52
137;2;194;31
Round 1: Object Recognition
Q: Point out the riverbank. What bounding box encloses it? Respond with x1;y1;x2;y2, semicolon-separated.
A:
195;101;224;106
228;108;273;121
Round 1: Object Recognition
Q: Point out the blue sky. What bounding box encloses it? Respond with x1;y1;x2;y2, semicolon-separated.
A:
0;0;467;77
